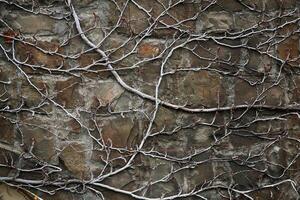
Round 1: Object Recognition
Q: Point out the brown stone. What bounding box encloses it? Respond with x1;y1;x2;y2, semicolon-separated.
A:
119;1;149;35
154;107;177;131
189;163;214;189
287;114;300;138
138;43;160;58
0;80;21;109
213;0;244;12
16;41;64;70
20;114;57;164
155;2;197;36
252;186;298;200
78;53;102;68
230;163;263;189
241;0;295;11
0;116;15;144
77;53;111;79
266;144;290;176
261;85;286;106
277;36;299;67
252;117;286;135
265;0;296;10
0;64;22;109
229;131;265;151
235;79;257;105
91;80;124;107
184;40;241;72
101;117;135;148
137;63;160;84
21;78;48;107
247;52;273;73
278;23;298;37
118;1;197;36
110;92;132;112
236;78;286;106
290;76;300;103
0;63;17;81
60;142;90;179
67;119;81;134
180;71;226;107
148;131;189;158
55;77;84;109
160;70;226;107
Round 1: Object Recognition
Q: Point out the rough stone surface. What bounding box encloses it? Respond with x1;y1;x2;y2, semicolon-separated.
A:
19;113;58;164
0;116;15;144
197;11;233;32
59;142;90;179
0;184;29;200
100;117;135;148
0;1;299;200
55;77;84;109
277;35;300;67
16;40;64;70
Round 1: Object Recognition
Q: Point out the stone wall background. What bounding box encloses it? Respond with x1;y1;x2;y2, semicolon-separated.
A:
0;0;300;199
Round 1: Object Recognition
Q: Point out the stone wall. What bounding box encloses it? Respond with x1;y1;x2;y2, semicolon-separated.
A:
0;0;300;199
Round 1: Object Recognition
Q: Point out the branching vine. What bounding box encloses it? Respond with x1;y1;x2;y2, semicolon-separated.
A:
0;0;299;199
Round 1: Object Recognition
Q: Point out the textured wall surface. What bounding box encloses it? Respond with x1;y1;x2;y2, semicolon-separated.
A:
0;0;300;199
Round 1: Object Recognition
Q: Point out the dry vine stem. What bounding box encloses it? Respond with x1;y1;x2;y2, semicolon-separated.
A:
0;0;300;199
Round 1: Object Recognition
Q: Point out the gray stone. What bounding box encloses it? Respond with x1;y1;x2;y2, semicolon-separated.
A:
197;11;233;33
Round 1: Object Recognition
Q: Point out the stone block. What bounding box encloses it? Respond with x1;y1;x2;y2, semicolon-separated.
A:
197;11;233;33
146;131;189;158
178;40;241;72
19;113;58;164
235;78;287;106
60;142;90;179
117;1;197;36
265;0;296;10
154;107;177;131
78;79;124;110
189;162;214;189
241;0;296;11
234;79;258;105
161;71;226;108
20;78;49;107
214;0;244;12
230;163;264;189
261;84;286;106
4;12;67;35
0;184;28;200
286;114;300;138
77;52;111;79
73;0;95;7
289;76;300;104
234;13;259;30
137;42;161;58
16;40;64;71
247;51;273;73
277;35;299;67
55;77;84;109
100;116;135;148
0;116;15;144
0;64;21;109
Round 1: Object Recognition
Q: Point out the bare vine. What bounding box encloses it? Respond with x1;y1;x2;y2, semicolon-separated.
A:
0;0;300;199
